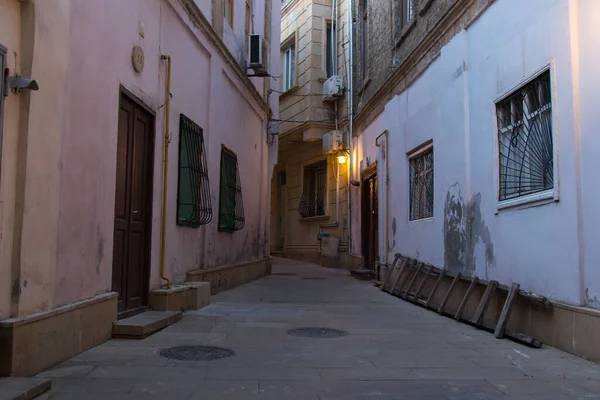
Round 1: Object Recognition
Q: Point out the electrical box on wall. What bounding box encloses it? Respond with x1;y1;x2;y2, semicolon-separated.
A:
322;130;343;154
322;75;344;102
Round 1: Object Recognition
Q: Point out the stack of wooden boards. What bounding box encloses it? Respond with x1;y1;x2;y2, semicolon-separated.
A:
377;254;552;348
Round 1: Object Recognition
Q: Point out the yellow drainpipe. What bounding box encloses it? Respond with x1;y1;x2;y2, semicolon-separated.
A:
375;130;389;268
160;55;172;289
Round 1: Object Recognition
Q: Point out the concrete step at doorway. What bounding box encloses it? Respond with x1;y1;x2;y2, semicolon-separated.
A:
112;311;182;339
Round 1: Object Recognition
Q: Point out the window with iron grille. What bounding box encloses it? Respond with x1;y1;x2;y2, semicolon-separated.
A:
299;160;327;218
399;0;413;30
218;146;245;232
176;114;212;228
496;71;554;202
409;147;433;221
360;0;369;81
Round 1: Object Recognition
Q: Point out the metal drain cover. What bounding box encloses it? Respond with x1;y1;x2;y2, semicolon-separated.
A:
159;346;235;361
287;327;348;338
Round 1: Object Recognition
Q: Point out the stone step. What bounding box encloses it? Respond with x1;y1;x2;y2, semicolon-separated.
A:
0;378;51;400
112;311;182;339
350;269;375;281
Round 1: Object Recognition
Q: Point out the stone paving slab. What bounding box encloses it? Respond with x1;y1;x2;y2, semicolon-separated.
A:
36;257;600;399
0;378;51;400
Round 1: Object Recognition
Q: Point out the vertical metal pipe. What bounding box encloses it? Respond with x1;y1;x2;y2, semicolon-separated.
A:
160;55;172;289
346;0;353;255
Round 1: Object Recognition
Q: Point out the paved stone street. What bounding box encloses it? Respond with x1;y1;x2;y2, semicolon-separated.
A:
37;258;600;399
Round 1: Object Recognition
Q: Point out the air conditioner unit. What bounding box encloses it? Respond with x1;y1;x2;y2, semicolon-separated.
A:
323;75;344;102
249;34;269;76
322;130;343;154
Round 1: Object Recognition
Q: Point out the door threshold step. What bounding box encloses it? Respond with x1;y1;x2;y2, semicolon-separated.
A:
0;378;51;400
350;269;375;281
112;310;182;339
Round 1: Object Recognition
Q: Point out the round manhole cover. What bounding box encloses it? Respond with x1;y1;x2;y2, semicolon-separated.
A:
287;327;348;338
159;346;235;361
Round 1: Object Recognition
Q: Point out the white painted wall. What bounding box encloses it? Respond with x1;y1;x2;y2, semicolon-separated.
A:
354;0;600;307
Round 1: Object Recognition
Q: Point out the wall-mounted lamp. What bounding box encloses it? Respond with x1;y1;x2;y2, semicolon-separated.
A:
9;75;39;94
337;155;347;164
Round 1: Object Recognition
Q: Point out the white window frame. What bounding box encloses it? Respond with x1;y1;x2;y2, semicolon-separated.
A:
493;62;559;213
282;38;296;93
407;141;434;222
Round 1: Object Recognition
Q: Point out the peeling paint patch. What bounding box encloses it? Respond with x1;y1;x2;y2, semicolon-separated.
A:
585;288;600;309
443;183;495;277
443;183;466;274
392;217;397;237
466;193;495;277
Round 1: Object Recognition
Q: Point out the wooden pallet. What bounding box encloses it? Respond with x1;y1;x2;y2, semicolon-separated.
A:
379;255;548;348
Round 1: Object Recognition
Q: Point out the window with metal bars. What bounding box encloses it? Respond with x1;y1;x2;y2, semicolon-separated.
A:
399;0;413;30
496;71;554;202
299;160;327;218
409;147;433;221
176;114;212;228
218;146;245;232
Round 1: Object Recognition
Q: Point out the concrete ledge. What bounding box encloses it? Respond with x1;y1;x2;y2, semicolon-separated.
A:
0;377;51;400
112;311;182;339
186;258;270;295
0;292;117;377
149;282;210;311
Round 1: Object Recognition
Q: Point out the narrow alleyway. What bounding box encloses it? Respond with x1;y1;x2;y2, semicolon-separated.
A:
37;258;600;399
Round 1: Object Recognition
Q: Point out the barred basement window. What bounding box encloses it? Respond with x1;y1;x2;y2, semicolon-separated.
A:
299;160;327;218
218;146;245;232
409;147;433;221
496;71;554;202
176;114;212;227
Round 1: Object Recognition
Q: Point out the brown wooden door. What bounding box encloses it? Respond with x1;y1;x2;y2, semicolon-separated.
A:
112;90;154;316
361;166;378;271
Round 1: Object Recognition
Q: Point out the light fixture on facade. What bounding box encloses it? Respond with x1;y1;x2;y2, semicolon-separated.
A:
337;155;347;164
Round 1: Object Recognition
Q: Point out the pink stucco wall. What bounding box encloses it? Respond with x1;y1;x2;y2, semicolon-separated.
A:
0;0;279;316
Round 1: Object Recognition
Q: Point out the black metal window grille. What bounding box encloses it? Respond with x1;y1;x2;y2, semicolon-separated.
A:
176;114;212;228
409;148;433;221
299;160;327;218
497;71;553;202
218;146;245;232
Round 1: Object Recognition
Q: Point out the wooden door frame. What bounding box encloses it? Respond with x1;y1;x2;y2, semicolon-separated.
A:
361;162;378;270
115;86;156;318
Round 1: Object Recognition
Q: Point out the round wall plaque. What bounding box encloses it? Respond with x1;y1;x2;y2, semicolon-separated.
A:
132;46;144;73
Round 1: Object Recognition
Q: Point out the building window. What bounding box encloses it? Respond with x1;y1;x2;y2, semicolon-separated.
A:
177;115;212;227
409;147;433;221
299;160;327;218
218;146;245;232
496;71;553;202
225;0;234;28
282;42;296;92
361;0;368;81
245;0;252;54
326;22;336;78
399;0;413;30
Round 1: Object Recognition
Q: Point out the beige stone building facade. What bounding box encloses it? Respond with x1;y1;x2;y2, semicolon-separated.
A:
271;0;358;269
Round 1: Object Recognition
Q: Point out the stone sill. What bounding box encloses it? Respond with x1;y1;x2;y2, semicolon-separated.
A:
395;19;417;48
187;257;268;276
299;215;331;223
419;0;435;16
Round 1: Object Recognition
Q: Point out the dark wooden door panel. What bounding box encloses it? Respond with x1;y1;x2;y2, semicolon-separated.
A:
112;90;154;315
361;171;379;272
